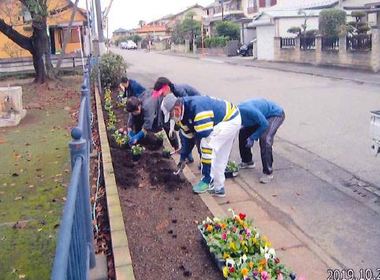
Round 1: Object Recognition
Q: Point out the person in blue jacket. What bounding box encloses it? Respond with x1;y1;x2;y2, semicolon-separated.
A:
119;76;146;99
162;94;241;197
238;98;285;184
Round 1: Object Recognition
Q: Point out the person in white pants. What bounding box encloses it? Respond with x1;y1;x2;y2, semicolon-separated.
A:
161;94;241;197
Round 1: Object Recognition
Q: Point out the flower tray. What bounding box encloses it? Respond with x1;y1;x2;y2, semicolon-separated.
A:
224;171;239;179
198;225;225;271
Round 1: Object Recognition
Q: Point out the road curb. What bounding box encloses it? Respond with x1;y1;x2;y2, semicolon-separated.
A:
95;87;135;280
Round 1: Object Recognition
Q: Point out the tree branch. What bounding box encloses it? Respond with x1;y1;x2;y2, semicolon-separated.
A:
0;18;33;52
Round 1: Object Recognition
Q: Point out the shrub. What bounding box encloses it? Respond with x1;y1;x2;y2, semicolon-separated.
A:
287;26;301;36
215;21;240;40
319;9;347;37
204;36;229;48
99;52;127;89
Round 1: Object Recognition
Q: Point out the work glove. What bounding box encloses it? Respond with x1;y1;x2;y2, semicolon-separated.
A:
128;130;145;146
245;138;255;149
128;130;136;138
169;119;176;138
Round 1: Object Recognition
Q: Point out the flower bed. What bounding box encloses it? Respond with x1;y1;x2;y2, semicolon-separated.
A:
199;210;298;280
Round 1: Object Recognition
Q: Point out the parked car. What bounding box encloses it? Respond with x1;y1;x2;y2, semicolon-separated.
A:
120;40;137;50
237;39;255;57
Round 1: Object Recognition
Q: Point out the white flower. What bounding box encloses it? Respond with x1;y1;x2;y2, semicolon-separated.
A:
206;217;213;223
227;208;236;217
226;258;235;268
255;232;260;239
268;248;276;257
240;254;248;264
213;217;221;223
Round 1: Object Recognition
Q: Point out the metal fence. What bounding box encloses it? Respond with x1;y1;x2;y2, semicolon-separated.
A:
51;60;95;280
322;36;340;51
300;36;316;50
280;37;296;49
347;34;372;51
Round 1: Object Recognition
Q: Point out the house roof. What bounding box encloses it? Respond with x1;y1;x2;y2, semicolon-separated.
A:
136;25;168;34
267;0;338;10
113;28;129;34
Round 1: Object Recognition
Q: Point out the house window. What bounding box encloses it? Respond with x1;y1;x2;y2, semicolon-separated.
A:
70;28;80;43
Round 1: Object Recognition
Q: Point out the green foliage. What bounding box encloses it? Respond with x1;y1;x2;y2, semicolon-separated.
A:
171;13;202;45
204;36;229;48
131;144;145;155
225;161;239;173
215;21;240;40
347;12;370;35
287;26;302;36
128;34;142;43
99;52;127;89
319;9;347;37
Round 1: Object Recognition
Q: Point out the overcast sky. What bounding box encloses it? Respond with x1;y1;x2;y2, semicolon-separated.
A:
78;0;213;36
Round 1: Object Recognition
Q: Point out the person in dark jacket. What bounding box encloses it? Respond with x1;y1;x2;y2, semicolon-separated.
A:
119;76;146;99
152;77;202;98
126;94;179;150
238;99;285;184
153;77;202;162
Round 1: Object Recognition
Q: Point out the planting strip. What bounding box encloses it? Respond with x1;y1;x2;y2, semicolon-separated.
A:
95;87;135;280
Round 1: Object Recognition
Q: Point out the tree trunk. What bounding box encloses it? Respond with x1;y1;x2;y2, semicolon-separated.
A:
31;19;48;83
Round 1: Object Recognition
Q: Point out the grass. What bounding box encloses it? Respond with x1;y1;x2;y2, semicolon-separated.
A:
0;76;82;279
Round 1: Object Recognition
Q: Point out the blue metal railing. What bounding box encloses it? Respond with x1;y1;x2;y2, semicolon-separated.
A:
51;62;96;279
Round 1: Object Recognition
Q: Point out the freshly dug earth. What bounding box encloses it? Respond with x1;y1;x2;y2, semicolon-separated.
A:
104;91;222;280
110;148;222;280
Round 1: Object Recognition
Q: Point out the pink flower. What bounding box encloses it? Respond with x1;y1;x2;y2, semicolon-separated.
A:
246;228;251;237
222;232;227;240
277;273;284;280
261;271;270;280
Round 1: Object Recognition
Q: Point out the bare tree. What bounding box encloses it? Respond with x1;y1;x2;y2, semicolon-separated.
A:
0;0;54;83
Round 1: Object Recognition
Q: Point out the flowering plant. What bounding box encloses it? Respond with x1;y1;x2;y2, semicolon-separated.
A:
131;144;145;156
199;210;298;280
112;130;129;146
225;161;239;173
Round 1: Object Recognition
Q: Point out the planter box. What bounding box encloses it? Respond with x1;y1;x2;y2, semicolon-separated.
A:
225;171;239;179
198;225;225;270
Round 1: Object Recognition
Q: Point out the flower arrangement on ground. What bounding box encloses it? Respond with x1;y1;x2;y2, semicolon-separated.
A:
225;161;239;178
112;129;129;147
131;144;145;161
199;210;298;280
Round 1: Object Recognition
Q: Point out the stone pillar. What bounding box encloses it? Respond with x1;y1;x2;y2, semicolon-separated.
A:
315;36;322;65
339;35;348;65
274;37;281;60
0;87;27;128
294;37;301;62
371;27;380;72
184;40;190;53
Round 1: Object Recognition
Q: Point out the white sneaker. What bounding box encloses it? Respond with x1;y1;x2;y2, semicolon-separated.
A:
260;174;274;184
239;161;256;169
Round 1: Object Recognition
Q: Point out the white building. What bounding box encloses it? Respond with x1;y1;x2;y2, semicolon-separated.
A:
250;0;380;60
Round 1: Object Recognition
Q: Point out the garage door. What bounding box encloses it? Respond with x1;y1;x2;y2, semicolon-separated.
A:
256;25;275;60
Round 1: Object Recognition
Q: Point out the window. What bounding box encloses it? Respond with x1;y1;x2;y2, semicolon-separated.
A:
70;29;80;43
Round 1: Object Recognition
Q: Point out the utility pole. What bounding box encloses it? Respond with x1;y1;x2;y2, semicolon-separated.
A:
94;0;105;55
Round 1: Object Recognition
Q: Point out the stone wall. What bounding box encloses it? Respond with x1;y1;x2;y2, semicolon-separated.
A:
274;28;380;72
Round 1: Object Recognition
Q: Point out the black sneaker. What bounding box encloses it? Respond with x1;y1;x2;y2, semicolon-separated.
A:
239;161;255;169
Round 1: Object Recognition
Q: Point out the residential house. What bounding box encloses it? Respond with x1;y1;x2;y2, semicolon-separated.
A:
112;28;134;43
202;0;277;44
250;0;380;61
0;0;88;59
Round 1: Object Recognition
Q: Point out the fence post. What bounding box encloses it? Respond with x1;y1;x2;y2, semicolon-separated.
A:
315;36;322;65
81;83;92;154
371;27;380;72
70;127;96;271
339;35;348;64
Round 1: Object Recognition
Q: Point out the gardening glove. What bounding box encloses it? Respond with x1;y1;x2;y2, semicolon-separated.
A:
128;130;136;138
169;119;176;138
245;138;255;149
129;130;145;146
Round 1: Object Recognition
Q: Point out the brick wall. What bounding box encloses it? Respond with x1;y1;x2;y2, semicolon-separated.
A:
274;28;380;72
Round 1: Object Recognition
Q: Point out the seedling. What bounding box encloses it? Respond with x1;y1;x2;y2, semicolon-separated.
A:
225;161;239;178
162;148;171;158
131;144;145;161
112;130;129;147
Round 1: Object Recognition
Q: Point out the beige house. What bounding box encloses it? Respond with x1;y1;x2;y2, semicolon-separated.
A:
202;0;278;43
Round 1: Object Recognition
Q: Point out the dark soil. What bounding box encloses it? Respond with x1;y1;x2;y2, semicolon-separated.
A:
104;90;222;280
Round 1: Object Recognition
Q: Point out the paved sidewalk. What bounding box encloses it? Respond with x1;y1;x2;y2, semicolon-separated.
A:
157;50;380;86
170;139;380;280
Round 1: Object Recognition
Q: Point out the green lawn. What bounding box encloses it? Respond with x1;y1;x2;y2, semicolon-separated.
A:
0;77;82;279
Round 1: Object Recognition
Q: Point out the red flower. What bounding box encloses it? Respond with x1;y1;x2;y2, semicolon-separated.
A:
239;213;246;220
229;267;235;273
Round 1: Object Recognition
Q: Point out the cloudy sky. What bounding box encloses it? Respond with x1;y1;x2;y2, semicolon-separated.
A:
78;0;213;36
